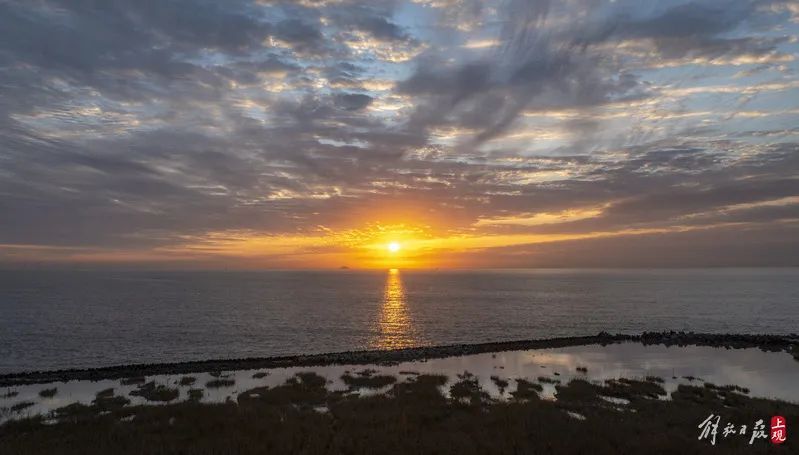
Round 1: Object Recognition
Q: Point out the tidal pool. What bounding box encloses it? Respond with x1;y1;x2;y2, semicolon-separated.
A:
2;342;797;423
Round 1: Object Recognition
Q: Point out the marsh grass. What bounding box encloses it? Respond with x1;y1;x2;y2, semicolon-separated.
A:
677;383;751;407
187;389;204;401
390;374;447;402
94;395;130;412
489;375;509;394
450;371;490;405
603;378;667;400
341;373;396;390
511;379;542;401
554;379;598;404
129;382;179;402
178;376;196;386
252;372;268;379
238;372;330;408
95;388;114;399
120;376;146;386
52;392;131;423
2;373;797;454
704;383;749;394
672;383;764;409
1;389;18;399
38;388;57;398
538;376;561;384
205;379;235;389
10;401;34;412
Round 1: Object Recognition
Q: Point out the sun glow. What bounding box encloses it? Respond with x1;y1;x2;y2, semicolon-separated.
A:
374;268;416;349
109;214;727;271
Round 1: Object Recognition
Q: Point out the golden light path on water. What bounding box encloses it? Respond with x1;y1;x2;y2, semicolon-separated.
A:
375;268;417;350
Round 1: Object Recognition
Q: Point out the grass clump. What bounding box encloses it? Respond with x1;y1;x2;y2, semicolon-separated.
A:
51;403;94;421
238;372;329;408
672;384;717;405
93;394;130;412
120;376;146;386
511;379;542;401
252;372;269;379
38;388;57;398
51;390;130;422
672;384;754;408
576;366;588;373
10;401;35;412
450;372;490;406
130;382;179;402
2;389;19;399
490;375;509;394
602;378;666;400
341;373;396;390
95;388;115;399
538;376;561;384
178;376;196;386
555;379;600;405
389;374;448;403
697;383;750;407
206;379;235;389
703;383;749;394
188;389;204;401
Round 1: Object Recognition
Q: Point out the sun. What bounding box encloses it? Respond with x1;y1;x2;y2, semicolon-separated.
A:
387;241;401;253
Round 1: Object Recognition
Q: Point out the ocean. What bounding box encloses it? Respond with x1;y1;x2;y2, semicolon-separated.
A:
1;268;797;373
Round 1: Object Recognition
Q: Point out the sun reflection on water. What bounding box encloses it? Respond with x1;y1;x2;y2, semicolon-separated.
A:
375;268;416;350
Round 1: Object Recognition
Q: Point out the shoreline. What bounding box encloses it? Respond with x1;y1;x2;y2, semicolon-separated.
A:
3;352;798;453
3;332;799;453
2;331;797;387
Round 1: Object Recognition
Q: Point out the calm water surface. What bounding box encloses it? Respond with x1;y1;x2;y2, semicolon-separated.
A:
0;268;797;373
3;343;798;423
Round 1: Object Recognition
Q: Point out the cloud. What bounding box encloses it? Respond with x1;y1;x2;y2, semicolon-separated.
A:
0;0;797;267
328;4;414;42
334;93;375;111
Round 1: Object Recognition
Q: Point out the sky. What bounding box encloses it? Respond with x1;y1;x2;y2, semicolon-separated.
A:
0;0;798;269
